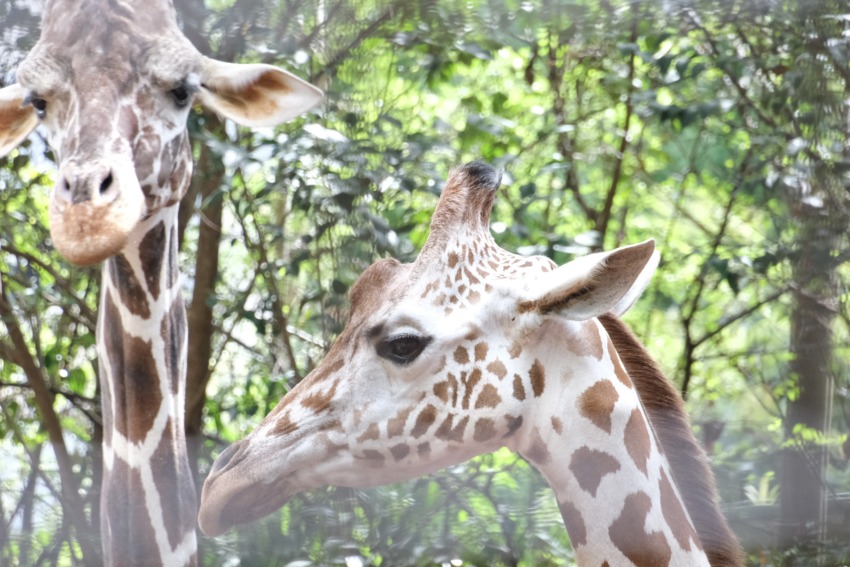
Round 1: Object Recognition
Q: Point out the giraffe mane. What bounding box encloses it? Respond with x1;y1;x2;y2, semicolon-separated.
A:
598;313;745;567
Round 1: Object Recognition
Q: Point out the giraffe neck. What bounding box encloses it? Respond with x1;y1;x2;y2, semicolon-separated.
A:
516;320;711;567
97;203;197;566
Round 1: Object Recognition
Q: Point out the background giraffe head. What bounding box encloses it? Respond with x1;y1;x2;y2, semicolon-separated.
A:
0;0;322;265
198;161;660;536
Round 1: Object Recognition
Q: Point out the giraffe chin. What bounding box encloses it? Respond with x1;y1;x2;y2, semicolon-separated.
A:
198;473;299;537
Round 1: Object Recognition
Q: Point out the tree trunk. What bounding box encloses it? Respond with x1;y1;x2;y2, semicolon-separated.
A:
778;200;838;563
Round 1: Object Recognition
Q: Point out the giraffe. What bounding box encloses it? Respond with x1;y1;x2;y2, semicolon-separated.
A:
198;162;744;566
0;0;322;564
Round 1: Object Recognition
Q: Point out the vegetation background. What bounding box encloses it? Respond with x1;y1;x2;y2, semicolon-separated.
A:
1;0;849;565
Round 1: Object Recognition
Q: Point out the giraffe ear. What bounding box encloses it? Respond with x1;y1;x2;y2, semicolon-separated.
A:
198;57;323;128
0;83;39;158
518;240;658;321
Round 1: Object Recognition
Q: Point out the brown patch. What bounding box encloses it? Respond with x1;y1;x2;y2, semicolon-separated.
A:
108;254;151;319
103;292;162;444
161;295;186;396
529;359;545;397
417;442;431;458
362;449;385;468
448;251;459;267
609;338;633;387
578;380;619;434
435;414;469;442
411;405;438;438
508;341;523;358
104;454;159;562
389;443;410;461
565;320;604;360
551;416;563;435
559;499;587;547
150;419;197;550
356;423;380;443
461;368;483;408
433;381;449;403
503;415;523;438
660;468;700;551
473;418;497;442
474;342;488;361
387;406;414;438
486;360;507;379
512;374;526;401
569;446;621;497
301;378;340;414
524;428;551;465
608;491;672;567
624;408;652;475
271;413;298;437
138;221;165;300
475;384;501;409
454;345;470;364
468;290;481;304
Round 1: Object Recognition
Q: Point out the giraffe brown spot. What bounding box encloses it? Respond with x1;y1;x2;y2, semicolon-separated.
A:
484;283;492;293
447;251;459;268
109;253;151;319
473;418;497;442
578;380;619;434
411;404;438;438
659;468;700;551
103;292;163;444
435;414;469;442
444;274;452;288
356;423;380;443
512;374;526;401
433;381;449;403
551;416;564;435
457;284;467;294
389;443;410;461
454;346;470;365
138;221;165;300
558;499;587;547
524;427;551;465
461;368;482;409
609;338;633;387
624;408;652;475
468;290;481;304
565;320;604;360
508;341;523;359
433;292;447;306
161;295;186;396
529;359;545;397
609;491;672;567
448;373;459;406
150;418;196;550
474;384;502;409
362;449;385;468
486;360;507;379
474;342;488;361
417;442;431;458
503;415;523;438
301;378;340;414
271;413;298;437
569;446;621;497
464;267;480;284
105;454;159;562
388;406;414;438
464;328;482;341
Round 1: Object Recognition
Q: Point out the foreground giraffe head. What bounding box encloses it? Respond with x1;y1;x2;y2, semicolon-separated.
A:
0;0;322;265
198;162;667;538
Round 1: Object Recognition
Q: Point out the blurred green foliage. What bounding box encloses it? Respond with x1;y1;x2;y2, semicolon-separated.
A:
1;0;849;565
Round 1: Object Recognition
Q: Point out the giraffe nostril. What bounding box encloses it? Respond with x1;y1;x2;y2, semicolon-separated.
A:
99;171;114;195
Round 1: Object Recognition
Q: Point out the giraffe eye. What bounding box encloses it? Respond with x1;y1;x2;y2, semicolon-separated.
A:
377;333;432;365
24;94;47;119
169;84;193;108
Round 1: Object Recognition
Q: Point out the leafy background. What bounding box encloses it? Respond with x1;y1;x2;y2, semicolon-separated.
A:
1;0;849;565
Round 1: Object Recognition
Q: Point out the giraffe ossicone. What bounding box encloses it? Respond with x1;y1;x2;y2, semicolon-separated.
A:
1;1;322;565
198;162;743;566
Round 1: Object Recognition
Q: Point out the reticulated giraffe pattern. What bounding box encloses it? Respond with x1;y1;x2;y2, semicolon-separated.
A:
199;163;744;567
0;0;322;563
